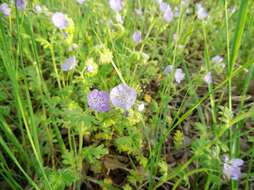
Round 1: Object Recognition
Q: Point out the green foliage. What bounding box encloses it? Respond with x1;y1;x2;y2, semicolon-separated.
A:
0;0;253;190
44;168;78;190
82;145;108;164
115;134;142;155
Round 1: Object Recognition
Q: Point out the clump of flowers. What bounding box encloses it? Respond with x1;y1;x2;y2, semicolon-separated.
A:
0;3;11;16
87;89;110;112
174;68;185;83
16;0;26;11
110;83;137;110
61;56;77;71
223;156;244;180
132;31;142;44
204;72;212;84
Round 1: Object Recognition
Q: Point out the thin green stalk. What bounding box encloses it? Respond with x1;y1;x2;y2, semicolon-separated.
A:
224;0;249;188
50;45;63;89
202;21;217;125
0;137;40;190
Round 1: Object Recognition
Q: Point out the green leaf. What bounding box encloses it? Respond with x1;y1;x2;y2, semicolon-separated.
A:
82;145;108;164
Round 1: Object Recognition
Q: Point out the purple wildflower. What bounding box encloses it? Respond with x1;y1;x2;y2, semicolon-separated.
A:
159;2;173;22
52;12;69;30
223;156;244;180
110;83;137;110
16;0;27;10
0;3;11;16
86;64;94;72
87;89;110;112
132;31;142;44
159;2;169;12
109;0;122;12
61;56;77;71
163;65;173;75
175;68;185;83
174;7;179;18
163;8;173;22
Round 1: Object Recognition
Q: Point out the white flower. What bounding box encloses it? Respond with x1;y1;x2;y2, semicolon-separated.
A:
77;0;86;4
109;0;122;12
230;6;236;14
51;12;69;30
174;68;185;83
212;55;223;64
196;3;208;20
110;84;137;110
138;103;145;112
204;72;212;84
34;5;42;13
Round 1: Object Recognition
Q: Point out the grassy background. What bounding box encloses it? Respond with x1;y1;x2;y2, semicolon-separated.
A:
0;0;254;189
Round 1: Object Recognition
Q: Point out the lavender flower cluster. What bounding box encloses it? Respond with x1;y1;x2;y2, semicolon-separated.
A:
87;84;137;113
